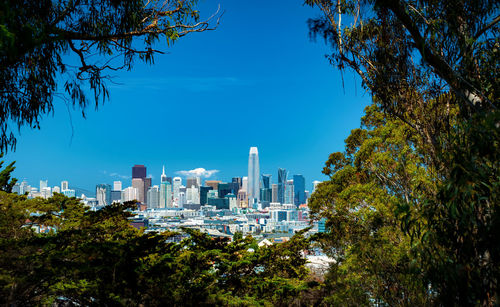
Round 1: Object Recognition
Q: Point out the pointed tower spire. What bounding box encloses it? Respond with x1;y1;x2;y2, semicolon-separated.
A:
161;165;167;183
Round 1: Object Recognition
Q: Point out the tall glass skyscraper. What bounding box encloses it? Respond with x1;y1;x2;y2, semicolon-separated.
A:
247;147;260;205
260;174;272;207
293;174;306;205
277;168;287;204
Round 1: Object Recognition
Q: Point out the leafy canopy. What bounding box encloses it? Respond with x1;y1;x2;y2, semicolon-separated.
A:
307;0;499;304
0;0;220;153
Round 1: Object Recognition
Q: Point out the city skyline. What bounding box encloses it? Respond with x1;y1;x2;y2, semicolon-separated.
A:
14;146;314;207
11;145;323;194
5;0;369;194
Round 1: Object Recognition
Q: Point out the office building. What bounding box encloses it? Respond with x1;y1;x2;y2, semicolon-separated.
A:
242;177;248;192
200;186;213;206
207;189;218;200
285;179;294;204
113;181;122;191
272;184;278;203
232;177;242;189
260;174;272;207
178;191;186;207
293;174;306;205
277;168;287;204
143;177;152;204
132;178;145;203
132;165;146;179
159;167;173;208
61;180;69;191
161;166;167;183
96;184;112;206
247;147;260;205
205;180;221;191
147;185;160;209
40;180;48;191
218;182;239;199
52;186;61;193
186;186;200;204
208;197;229;210
173;177;182;200
226;193;237;210
186;177;199;189
122;187;138;202
111;190;121;203
237;189;247;208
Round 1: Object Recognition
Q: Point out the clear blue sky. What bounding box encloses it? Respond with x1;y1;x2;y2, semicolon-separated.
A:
7;0;370;195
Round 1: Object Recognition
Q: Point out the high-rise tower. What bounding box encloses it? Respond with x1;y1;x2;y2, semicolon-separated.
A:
160;166;172;208
293;174;306;205
132;165;146;178
248;147;260;205
161;166;167;183
277;168;287;204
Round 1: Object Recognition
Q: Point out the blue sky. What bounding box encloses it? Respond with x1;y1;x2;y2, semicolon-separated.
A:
7;0;370;195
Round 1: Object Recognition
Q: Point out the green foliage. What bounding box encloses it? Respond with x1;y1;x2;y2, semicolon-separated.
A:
0;189;316;306
0;0;218;153
0;154;16;192
309;104;433;305
307;0;499;304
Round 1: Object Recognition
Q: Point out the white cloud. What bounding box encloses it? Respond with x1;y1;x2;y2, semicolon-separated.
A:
109;172;131;180
175;168;219;178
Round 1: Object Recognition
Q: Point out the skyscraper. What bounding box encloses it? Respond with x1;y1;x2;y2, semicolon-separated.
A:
262;174;271;189
143;177;152;204
173;177;182;202
122;186;138;202
161;166;167;183
200;186;213;206
132;178;145;203
248;147;260;205
260;174;272;208
277;168;287;204
285;179;294;204
131;164;149;204
132;165;146;178
242;177;248;192
160;167;173;208
186;177;199;189
218;182;239;199
113;181;122;191
96;184;112;206
40;180;48;191
271;184;278;202
61;180;69;191
147;185;160;209
232;177;242;189
293;174;306;205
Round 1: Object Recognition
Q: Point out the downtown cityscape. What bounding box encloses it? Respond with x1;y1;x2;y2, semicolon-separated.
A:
1;0;496;304
14;147;324;239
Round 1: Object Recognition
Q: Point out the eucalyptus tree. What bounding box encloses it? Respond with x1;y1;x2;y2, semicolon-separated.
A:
306;0;499;304
0;0;220;152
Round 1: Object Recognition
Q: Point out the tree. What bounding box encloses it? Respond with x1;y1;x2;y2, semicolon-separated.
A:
0;172;317;305
306;0;499;304
308;103;433;305
0;154;16;192
0;0;220;152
